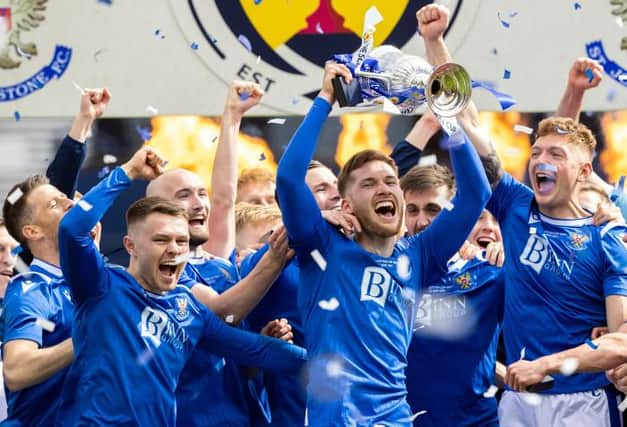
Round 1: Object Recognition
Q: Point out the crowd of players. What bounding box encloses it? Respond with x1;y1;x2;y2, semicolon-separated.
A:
0;5;625;427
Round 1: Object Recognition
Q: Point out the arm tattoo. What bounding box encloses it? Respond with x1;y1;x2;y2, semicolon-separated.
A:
479;148;504;189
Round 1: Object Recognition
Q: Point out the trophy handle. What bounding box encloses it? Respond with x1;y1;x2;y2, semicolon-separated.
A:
426;63;472;117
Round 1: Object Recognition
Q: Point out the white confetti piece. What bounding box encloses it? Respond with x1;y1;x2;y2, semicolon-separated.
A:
417;154;437;167
136;348;154;365
483;385;499;398
513;124;533;134
521;393;541;406
146;105;159;116
396;254;411;280
382;97;401;115
256;55;261;64
318;297;339;311
435;195;454;211
310;249;327;271
7;188;23;205
364;5;383;31
225;314;235;324
267;118;286;125
315;22;323;34
325;359;343;377
617;17;624;28
619;397;627;412
36;317;56;332
77;200;93;212
103;154;117;164
519;346;526;360
72;80;86;95
559;357;579;376
409;410;428;421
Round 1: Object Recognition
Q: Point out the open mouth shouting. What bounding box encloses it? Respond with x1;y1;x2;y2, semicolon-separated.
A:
475;235;496;249
157;257;185;284
534;164;558;196
374;199;397;221
188;215;206;230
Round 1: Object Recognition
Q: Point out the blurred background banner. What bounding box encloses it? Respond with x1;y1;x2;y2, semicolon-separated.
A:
0;0;625;118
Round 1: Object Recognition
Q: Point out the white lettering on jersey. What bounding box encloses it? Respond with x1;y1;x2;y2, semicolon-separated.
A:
519;234;549;274
140;306;189;350
360;267;391;307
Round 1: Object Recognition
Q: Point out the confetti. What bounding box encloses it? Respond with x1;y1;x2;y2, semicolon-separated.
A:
36;317;56;332
519;346;526;360
417;154;437;167
259;153;266;161
267;118;286;125
483;385;499;398
409;410;428;421
103;154;117;164
619;397;627;413
497;12;511;28
435;195;454;211
491;48;498;55
513;124;534;134
256;55;261;64
225;314;235;324
503;69;511;79
617;17;624;28
190;42;199;50
585;338;598;350
254;0;262;4
97;166;111;179
521;393;541;406
154;29;165;39
364;5;384;30
238;34;252;52
559;357;579;376
93;48;107;63
7;188;23;205
310;249;327;271
508;12;519;18
11;245;22;256
396;254;411;280
77;200;93;212
136;348;154;365
573;2;582;10
136;125;152;141
146;105;159;116
290;97;299;105
211;135;218;143
584;68;594;83
13;111;20;122
315;22;324;34
239;92;250;101
72;80;86;95
382;98;401;115
318;297;340;311
97;0;113;5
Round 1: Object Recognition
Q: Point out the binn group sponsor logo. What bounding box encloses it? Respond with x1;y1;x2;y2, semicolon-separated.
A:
0;0;71;102
170;1;464;113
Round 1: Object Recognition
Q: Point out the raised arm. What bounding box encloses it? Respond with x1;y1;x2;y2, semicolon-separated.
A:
59;146;166;303
204;81;263;258
391;109;440;177
555;58;602;122
276;62;351;242
200;306;306;373
47;88;111;198
417;133;491;282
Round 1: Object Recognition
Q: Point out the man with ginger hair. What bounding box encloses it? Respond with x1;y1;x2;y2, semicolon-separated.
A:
237;168;276;206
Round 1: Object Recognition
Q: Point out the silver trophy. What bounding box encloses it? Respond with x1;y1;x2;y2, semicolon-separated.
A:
333;45;472;117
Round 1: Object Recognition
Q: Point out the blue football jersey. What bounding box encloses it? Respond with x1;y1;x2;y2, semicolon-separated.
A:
56;167;308;426
176;255;252;427
487;173;627;393
241;246;306;426
0;264;73;426
406;254;503;427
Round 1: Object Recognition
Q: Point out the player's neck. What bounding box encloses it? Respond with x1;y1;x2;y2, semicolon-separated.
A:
537;199;589;220
30;242;60;268
355;232;396;257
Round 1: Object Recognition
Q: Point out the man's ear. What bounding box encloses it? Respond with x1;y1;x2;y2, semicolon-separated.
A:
123;235;136;257
577;162;593;183
22;224;42;242
341;198;354;215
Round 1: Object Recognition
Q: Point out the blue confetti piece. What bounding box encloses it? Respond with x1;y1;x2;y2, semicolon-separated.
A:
13;111;20;121
497;12;511;28
574;2;582;10
471;80;517;111
491;48;498;55
254;0;263;4
98;166;111;179
503;69;511;79
584;68;594;83
135;125;152;141
240;92;250;101
97;0;112;4
537;163;558;173
154;29;165;39
585;338;598;350
11;245;23;256
607;87;617;102
508;12;519;18
259;153;266;161
290;97;299;105
238;34;252;52
191;42;199;50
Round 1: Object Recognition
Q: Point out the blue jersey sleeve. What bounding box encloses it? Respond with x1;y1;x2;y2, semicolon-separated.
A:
59;167;132;304
46;135;86;199
486;172;533;223
276;97;331;247
2;279;49;346
239;245;268;278
200;307;307;373
409;135;491;286
390;140;422;178
600;224;627;297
